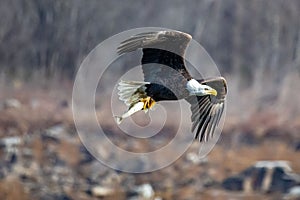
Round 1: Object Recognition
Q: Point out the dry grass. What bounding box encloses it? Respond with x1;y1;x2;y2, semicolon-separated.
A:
32;136;44;165
0;178;29;200
209;141;300;180
0;80;299;199
225;70;300;135
199;189;278;200
0;85;73;137
57;140;81;167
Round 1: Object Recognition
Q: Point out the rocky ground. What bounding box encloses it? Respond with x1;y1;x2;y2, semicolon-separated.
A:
0;86;299;200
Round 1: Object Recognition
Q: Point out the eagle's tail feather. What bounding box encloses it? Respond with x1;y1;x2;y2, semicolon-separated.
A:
117;80;150;106
115;80;156;124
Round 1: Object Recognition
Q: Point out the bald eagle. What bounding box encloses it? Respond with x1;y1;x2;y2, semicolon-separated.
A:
115;31;227;142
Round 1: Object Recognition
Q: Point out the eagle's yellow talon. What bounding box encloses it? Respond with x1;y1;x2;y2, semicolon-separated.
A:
140;97;156;110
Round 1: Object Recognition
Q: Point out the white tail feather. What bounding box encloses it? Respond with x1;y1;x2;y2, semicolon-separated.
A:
117;80;150;106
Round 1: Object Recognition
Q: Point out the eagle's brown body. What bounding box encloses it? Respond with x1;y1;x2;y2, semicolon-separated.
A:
116;30;227;142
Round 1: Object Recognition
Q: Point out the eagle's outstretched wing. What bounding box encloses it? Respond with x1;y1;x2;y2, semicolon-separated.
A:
117;31;192;97
186;77;227;142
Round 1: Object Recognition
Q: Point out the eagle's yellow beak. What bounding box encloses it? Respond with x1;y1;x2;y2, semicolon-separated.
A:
206;88;217;96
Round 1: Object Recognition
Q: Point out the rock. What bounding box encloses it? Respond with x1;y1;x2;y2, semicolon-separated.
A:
86;162;111;185
0;166;6;179
41;133;60;143
222;176;244;191
127;184;155;200
134;183;155;199
79;146;95;164
186;152;208;164
42;124;66;142
3;98;21;109
222;160;300;193
91;186;114;197
45;125;65;137
254;160;292;171
284;186;300;200
0;136;21;165
29;98;40;109
0;136;21;149
200;173;219;188
60;100;69;108
270;167;299;193
295;141;300;152
8;153;17;164
40;194;73;200
101;172;122;187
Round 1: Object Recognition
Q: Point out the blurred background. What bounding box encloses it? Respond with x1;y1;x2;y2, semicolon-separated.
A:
0;0;300;199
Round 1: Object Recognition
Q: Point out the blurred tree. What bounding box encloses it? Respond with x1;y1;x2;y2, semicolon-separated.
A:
0;0;299;83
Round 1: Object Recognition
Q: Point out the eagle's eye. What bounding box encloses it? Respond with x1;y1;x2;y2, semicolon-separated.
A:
204;88;209;90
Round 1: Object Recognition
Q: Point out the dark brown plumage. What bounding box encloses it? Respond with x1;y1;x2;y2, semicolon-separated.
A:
117;30;227;142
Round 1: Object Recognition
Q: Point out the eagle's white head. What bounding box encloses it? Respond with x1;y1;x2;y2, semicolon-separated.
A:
187;79;217;96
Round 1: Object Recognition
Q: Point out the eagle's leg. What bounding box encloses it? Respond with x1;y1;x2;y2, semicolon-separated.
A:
115;96;156;124
140;96;156;113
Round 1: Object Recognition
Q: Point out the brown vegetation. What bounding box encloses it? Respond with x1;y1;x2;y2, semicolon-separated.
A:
0;84;299;199
0;178;29;200
1;0;300;199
